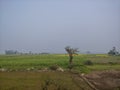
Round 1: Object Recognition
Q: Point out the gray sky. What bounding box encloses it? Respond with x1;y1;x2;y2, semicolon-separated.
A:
0;0;120;54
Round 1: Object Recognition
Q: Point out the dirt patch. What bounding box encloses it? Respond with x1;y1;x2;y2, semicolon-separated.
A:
85;70;120;90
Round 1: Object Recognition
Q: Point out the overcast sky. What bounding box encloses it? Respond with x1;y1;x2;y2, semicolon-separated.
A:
0;0;120;54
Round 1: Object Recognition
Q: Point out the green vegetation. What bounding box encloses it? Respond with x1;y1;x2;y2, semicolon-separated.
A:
0;54;120;72
0;54;120;90
108;47;119;56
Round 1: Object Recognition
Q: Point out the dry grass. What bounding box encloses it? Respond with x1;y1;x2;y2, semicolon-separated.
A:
0;71;93;90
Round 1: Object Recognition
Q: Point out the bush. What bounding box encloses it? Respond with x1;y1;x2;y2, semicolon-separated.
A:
108;62;117;65
49;64;59;70
68;64;74;70
84;60;93;65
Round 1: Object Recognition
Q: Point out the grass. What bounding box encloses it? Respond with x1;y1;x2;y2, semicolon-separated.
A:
87;64;120;71
0;54;78;70
0;54;120;90
0;71;93;90
0;54;120;72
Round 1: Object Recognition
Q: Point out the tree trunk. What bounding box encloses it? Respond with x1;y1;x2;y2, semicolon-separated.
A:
69;54;73;65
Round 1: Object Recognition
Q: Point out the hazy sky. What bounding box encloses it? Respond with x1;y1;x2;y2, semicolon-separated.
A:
0;0;120;54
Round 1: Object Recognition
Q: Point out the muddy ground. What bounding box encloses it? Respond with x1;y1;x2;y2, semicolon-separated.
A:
84;70;120;90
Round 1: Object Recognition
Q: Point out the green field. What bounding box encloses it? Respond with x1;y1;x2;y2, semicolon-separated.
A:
0;54;120;90
0;54;120;72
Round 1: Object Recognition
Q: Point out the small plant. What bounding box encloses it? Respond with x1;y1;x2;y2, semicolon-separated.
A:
84;60;93;65
0;66;2;68
49;64;59;70
41;79;69;90
108;62;116;65
41;79;52;90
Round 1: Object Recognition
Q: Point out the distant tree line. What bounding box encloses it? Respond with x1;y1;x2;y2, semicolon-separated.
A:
5;50;19;55
4;46;119;56
5;50;50;55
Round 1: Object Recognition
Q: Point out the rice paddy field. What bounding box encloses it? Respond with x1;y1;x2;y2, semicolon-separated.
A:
0;54;120;71
0;54;120;90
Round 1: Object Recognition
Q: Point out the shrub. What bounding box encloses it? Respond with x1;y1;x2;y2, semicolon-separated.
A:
108;62;117;65
68;64;74;70
49;64;59;70
84;60;93;65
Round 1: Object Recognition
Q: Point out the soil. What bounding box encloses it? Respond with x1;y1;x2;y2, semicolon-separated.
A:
84;70;120;90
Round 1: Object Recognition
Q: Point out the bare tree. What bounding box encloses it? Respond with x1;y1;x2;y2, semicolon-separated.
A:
65;46;79;65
